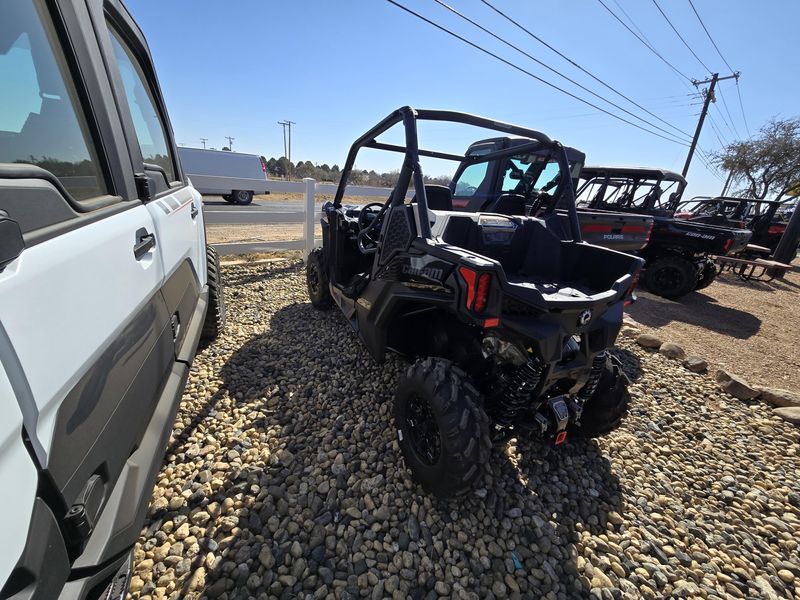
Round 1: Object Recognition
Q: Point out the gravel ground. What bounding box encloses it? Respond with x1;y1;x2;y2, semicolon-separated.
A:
130;261;800;600
627;264;800;390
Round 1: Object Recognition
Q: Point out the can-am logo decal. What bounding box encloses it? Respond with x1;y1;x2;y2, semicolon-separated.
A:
685;232;716;240
401;263;443;280
578;309;592;326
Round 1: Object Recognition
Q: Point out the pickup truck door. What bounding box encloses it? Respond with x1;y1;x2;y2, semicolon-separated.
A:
0;0;174;590
99;13;206;359
0;363;39;590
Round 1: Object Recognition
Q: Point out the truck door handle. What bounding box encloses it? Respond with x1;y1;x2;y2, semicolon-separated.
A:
133;228;156;259
190;204;198;219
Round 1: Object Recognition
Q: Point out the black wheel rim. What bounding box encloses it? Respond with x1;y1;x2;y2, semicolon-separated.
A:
307;261;321;297
405;394;441;466
654;266;683;291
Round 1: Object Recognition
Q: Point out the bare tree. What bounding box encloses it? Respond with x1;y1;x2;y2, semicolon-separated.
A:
714;117;800;201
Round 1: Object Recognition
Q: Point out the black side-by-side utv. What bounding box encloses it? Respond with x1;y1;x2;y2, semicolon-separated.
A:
306;107;642;497
576;167;752;297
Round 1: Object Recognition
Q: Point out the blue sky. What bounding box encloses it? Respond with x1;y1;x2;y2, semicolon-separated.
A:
127;0;798;198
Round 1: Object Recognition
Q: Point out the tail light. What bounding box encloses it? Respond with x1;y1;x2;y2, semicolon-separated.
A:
474;273;492;313
261;161;267;174
644;219;654;243
768;224;785;235
722;238;733;254
458;266;492;314
624;268;641;307
458;266;477;309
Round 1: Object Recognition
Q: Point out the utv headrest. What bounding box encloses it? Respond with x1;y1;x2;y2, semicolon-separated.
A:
413;184;453;211
489;193;527;216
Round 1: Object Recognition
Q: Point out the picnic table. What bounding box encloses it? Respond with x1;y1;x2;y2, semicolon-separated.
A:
742;243;772;257
713;254;793;282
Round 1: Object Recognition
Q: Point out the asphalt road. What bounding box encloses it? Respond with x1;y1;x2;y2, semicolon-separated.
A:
203;198;319;225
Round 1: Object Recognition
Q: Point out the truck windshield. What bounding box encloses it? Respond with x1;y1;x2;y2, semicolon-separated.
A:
501;157;560;194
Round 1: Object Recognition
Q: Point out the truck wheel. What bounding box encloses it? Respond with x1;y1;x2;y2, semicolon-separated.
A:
569;357;629;438
694;260;718;290
232;190;253;205
222;194;236;203
306;248;333;309
643;256;697;299
394;358;490;498
201;245;226;341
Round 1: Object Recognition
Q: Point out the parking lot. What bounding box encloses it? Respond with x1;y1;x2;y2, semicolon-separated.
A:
129;260;800;600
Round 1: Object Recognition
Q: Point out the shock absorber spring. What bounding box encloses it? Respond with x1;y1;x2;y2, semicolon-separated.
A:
494;359;544;426
577;352;607;403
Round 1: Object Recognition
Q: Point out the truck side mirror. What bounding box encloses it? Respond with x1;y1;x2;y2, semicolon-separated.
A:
0;213;25;271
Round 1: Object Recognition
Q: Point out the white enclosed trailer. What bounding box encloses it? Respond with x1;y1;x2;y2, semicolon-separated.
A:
178;147;269;204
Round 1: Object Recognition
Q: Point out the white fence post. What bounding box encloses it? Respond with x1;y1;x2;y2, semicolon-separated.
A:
303;177;316;262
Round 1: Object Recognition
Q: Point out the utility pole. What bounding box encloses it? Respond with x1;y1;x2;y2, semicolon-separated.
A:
278;120;295;179
224;136;235;152
682;72;739;178
720;170;733;195
200;138;207;149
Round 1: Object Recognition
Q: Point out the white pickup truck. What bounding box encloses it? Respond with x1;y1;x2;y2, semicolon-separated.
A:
0;0;225;597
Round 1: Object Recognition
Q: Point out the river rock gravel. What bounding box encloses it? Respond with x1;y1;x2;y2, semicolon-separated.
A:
130;261;800;600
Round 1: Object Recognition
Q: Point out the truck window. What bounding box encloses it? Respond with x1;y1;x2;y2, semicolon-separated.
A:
453;162;489;198
501;157;560;194
108;26;176;182
0;0;107;201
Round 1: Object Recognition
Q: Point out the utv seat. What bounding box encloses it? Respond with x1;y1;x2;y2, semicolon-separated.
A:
412;184;453;211
487;193;527;216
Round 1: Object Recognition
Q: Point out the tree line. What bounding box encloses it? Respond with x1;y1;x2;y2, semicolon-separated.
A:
260;156;450;187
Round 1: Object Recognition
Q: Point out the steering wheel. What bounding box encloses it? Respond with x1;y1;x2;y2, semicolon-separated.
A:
357;202;388;254
460;185;477;195
527;191;553;216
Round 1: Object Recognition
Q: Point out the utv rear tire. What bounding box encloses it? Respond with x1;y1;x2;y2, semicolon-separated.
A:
643;256;697;299
306;248;333;309
569;357;629;438
201;245;226;341
694;260;717;290
232;190;253;205
394;358;490;498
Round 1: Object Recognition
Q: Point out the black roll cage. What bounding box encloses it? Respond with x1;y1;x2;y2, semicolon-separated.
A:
679;196;783;221
333;106;582;242
577;166;687;212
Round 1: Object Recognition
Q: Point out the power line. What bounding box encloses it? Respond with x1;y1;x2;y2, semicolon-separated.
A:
686;0;750;138
716;85;741;139
650;0;712;74
686;0;734;72
612;0;655;48
433;0;691;143
384;0;690;146
595;0;693;82
475;0;691;141
712;101;737;139
735;79;751;137
707;114;729;147
695;146;725;182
